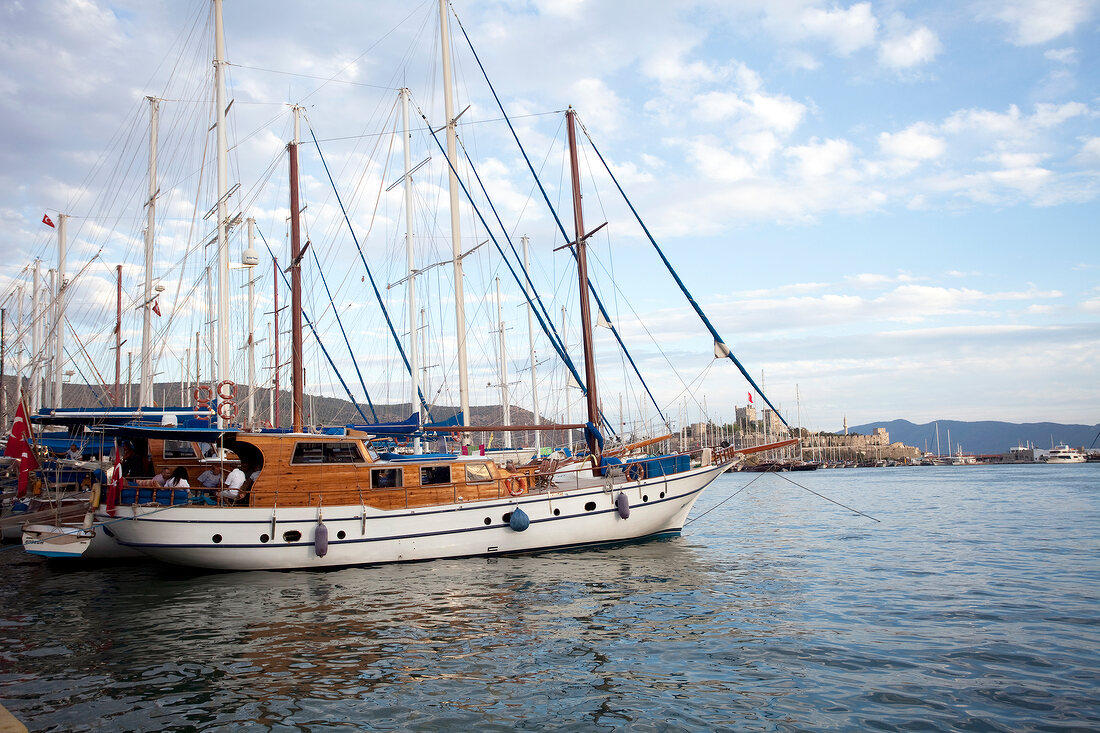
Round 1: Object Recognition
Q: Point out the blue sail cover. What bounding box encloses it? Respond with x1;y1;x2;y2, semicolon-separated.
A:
348;413;467;437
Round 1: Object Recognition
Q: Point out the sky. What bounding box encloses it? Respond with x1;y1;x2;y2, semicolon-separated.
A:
0;0;1097;433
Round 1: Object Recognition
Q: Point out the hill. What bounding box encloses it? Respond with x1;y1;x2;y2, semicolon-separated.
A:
846;419;1100;455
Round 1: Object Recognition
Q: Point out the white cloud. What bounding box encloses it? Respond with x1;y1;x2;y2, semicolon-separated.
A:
1073;137;1100;165
878;123;946;160
692;89;806;136
684;139;755;182
785;138;856;180
879;26;942;69
845;272;918;287
981;0;1096;45
1044;47;1078;64
799;2;878;55
570;77;625;133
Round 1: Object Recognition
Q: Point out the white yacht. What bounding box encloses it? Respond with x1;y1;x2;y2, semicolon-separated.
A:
1045;444;1086;464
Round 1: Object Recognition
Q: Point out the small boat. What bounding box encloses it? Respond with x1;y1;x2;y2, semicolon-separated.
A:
1045;444;1086;464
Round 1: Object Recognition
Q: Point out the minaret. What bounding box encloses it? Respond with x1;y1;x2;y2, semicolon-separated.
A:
843;415;848;436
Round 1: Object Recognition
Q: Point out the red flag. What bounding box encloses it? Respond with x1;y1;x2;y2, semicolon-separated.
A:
4;401;39;498
152;299;161;317
42;213;55;228
748;391;754;404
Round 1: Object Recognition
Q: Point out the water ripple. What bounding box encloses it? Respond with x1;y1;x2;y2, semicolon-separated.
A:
2;466;1099;731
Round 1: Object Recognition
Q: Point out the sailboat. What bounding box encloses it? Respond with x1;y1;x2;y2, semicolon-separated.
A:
19;1;792;570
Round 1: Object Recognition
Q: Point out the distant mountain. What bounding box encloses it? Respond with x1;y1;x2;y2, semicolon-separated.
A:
846;419;1100;455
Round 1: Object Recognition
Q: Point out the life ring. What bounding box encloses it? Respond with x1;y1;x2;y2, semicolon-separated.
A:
505;475;525;496
216;380;237;401
217;400;239;420
194;385;213;402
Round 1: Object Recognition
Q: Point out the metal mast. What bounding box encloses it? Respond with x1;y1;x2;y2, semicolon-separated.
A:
495;277;511;449
53;215;66;408
140;96;159;406
400;88;422;454
246;217;257;426
115;265;122;404
522;236;540;452
15;285;23;406
213;0;230;426
44;268;55;408
439;0;470;442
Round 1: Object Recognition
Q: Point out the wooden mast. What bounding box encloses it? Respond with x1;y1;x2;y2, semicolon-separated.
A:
273;257;280;428
565;108;601;469
289;107;305;432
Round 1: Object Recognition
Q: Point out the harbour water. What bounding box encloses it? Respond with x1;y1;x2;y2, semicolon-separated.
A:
2;464;1098;731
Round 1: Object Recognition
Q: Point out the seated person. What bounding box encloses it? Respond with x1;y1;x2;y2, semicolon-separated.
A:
196;467;221;488
60;443;82;460
120;443;144;478
220;462;250;502
136;467;172;488
165;466;190;489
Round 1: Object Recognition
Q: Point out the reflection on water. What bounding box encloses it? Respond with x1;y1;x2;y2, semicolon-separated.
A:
2;465;1099;731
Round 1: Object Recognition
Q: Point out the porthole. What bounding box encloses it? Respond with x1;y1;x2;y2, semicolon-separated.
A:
212;534;223;544
502;512;512;523
553;508;560;516
584;502;596;511
484;517;492;525
642;495;649;502
660;491;665;498
283;530;302;542
260;534;270;543
337;530;346;540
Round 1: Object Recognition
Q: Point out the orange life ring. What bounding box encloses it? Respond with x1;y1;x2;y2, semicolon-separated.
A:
194;385;213;402
506;475;525;496
217;401;239;420
216;380;237;401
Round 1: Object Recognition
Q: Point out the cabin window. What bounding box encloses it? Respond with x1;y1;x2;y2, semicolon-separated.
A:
364;444;380;461
420;465;451;486
371;468;403;489
464;463;493;483
163;440;197;459
291;441;366;465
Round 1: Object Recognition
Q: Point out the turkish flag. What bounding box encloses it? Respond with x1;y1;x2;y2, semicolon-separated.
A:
4;400;39;497
42;213;55;228
748;391;753;404
105;442;122;516
152;299;161;317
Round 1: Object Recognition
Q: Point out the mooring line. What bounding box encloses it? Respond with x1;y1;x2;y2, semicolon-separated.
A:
770;470;881;522
684;470;769;526
1;503;181;554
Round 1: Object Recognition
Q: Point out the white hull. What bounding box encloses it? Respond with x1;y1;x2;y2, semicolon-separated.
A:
103;463;726;570
22;522;144;559
1046;445;1086;463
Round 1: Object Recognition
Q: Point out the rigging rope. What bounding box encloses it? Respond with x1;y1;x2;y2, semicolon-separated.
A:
449;7;666;429
255;226;371;425
309;246;379;423
578;119;789;429
306;123;433;422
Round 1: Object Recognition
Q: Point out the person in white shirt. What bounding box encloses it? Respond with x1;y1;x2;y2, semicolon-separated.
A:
165;466;190;489
64;443;82;460
220;462;249;501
